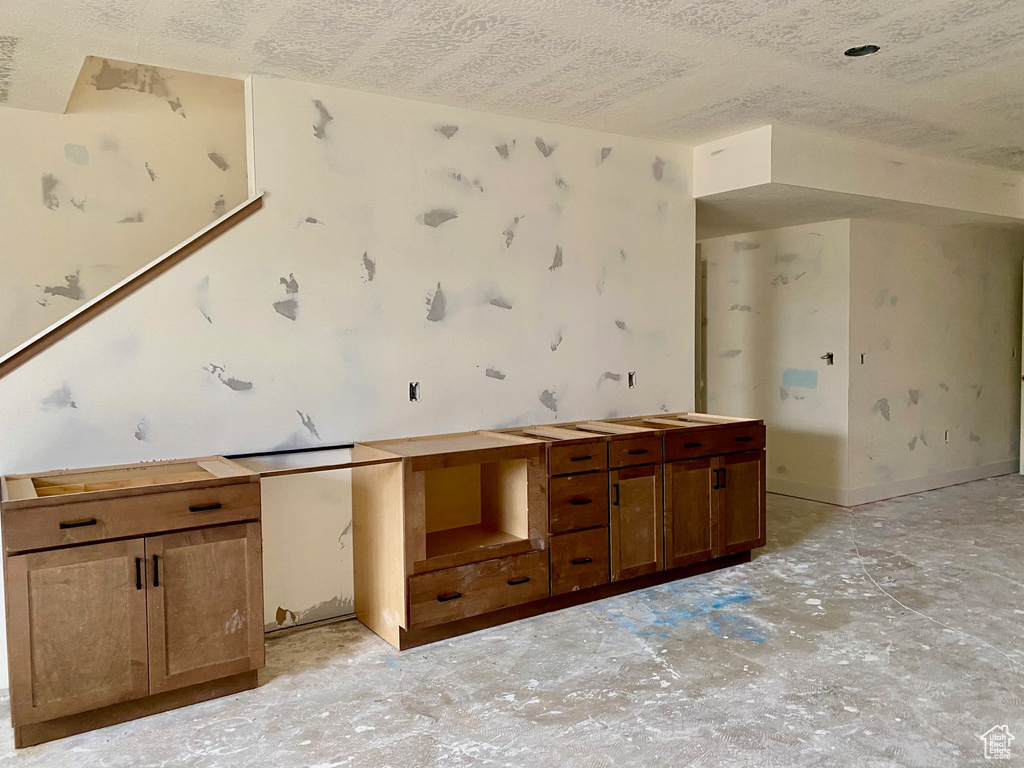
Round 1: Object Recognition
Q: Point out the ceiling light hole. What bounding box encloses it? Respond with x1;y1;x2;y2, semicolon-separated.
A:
844;44;881;57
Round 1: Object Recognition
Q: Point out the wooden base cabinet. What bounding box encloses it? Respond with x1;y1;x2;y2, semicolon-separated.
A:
609;465;663;581
1;457;264;748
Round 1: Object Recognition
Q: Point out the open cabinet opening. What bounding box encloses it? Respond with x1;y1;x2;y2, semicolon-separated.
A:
421;459;530;560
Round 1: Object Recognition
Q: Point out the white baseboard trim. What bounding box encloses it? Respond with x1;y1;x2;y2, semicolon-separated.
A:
768;460;1019;508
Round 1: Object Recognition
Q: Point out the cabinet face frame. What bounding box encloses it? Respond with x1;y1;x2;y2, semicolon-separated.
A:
608;464;664;581
145;522;264;695
718;450;766;555
663;456;718;569
6;539;150;725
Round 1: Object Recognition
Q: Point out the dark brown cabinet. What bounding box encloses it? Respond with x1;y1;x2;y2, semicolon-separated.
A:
664;457;717;569
609;464;663;580
718;451;766;555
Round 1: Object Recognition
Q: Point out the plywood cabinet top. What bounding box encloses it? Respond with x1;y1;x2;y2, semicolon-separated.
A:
1;456;257;510
358;430;544;459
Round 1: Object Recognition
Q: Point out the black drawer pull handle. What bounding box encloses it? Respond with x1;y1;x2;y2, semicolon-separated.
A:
135;558;143;590
571;557;594;566
685;442;703;449
735;436;754;443
152;555;160;588
612;483;620;506
627;449;649;455
59;518;97;529
570;455;594;462
189;502;223;512
569;498;593;506
507;577;531;586
436;592;462;602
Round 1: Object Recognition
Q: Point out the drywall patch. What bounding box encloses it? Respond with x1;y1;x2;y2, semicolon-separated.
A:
770;274;789;286
208;152;230;171
939;382;949;392
274;273;300;321
213;195;226;217
549;245;563;271
653;157;666;181
535;137;556;157
64;144;89;166
489;297;513;310
720;349;742;358
297;410;320;439
873;289;890;309
503;215;523;247
615;320;627;331
426;283;446;322
782;368;818;389
42;384;77;410
734;241;760;251
908;389;921;405
779;387;789;401
118;212;144;223
41;174;60;210
196;276;212;323
304;216;323;224
729;304;752;312
167;97;185;118
550;333;562;352
204;364;253;392
145;162;157;181
485;367;506;380
600;147;612;163
420;208;457;228
495;142;510;160
436;124;459;138
600;372;622;384
908;436;917;452
873;398;891;421
539;389;558;413
92;59;168;96
71;198;86;211
448;170;484;192
42;270;84;301
0;36;16;103
312;99;333;139
134;419;148;442
969;432;981;442
361;252;376;282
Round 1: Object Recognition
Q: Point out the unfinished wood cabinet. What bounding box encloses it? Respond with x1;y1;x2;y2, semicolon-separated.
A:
609;464;663;581
353;413;765;650
1;457;264;748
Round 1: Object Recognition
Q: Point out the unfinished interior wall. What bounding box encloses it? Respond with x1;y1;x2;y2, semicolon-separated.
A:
847;220;1024;503
0;56;248;356
0;76;695;663
702;220;851;503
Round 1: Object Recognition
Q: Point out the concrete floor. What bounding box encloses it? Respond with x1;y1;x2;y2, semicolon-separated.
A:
1;475;1022;767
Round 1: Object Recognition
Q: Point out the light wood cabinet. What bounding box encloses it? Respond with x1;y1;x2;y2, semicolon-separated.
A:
1;457;263;748
609;464;663;581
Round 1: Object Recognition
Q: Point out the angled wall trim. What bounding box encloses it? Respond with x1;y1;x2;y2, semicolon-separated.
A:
0;194;264;381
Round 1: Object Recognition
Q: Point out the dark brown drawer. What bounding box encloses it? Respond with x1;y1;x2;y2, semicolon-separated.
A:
2;482;261;554
408;550;549;629
664;425;765;462
549;440;607;476
550;527;609;596
608;435;662;468
549;472;609;534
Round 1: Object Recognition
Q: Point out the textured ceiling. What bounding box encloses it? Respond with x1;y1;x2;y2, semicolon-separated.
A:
2;0;1024;170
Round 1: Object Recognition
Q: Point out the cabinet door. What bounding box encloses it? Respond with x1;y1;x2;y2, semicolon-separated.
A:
146;522;264;694
6;539;149;725
609;465;663;581
664;457;717;568
718;451;766;555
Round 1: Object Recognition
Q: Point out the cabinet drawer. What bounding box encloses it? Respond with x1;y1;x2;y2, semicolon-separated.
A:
549;472;609;534
550;528;610;596
664;426;764;461
408;550;549;629
3;482;261;554
608;435;662;469
549;440;607;476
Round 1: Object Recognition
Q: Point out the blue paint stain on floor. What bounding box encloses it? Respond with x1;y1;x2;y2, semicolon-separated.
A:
607;584;767;643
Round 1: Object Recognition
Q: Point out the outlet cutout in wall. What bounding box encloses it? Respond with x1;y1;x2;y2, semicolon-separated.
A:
944;430;950;444
409;382;421;402
860;353;865;365
628;372;637;388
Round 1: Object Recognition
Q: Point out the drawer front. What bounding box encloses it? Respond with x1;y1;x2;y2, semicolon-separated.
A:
549;472;609;534
550;527;610;596
608;435;663;469
549;441;607;476
408;550;549;629
3;482;261;554
664;425;765;461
